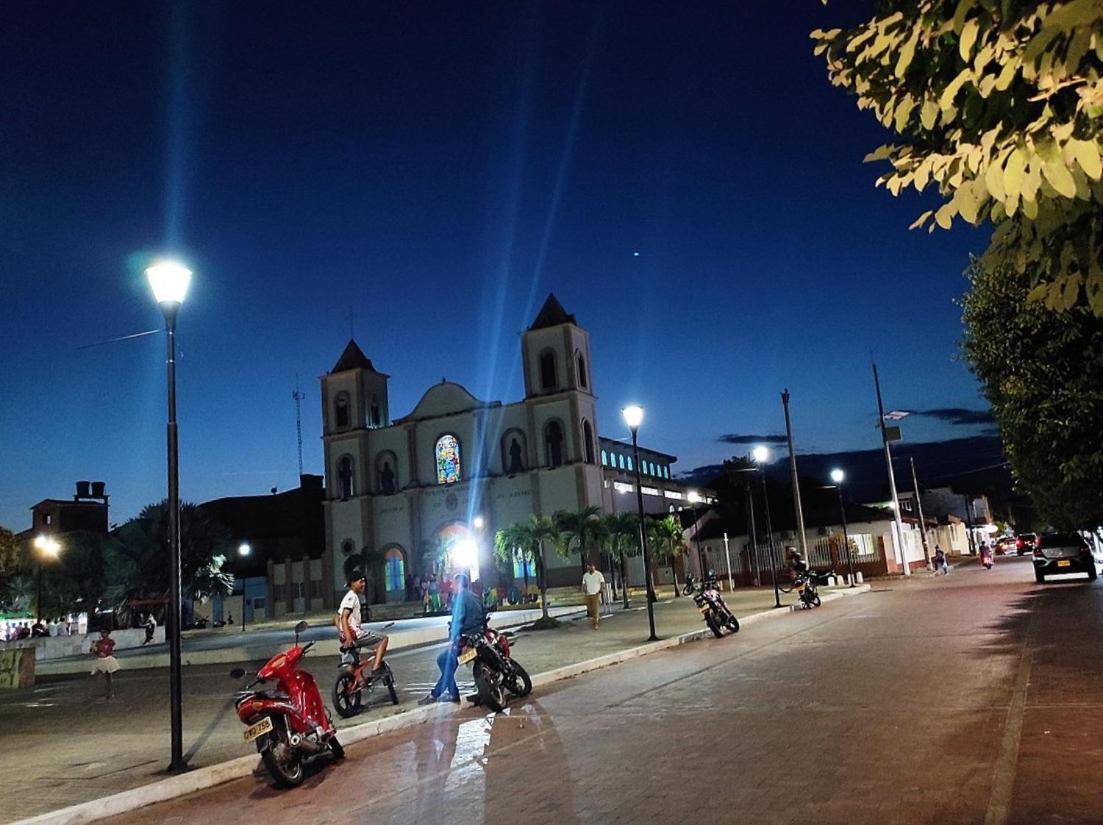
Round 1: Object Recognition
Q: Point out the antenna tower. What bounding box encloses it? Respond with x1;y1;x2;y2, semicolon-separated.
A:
292;375;305;477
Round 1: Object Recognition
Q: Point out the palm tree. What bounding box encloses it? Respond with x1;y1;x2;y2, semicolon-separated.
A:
554;506;606;573
602;512;641;608
648;515;688;598
494;515;560;620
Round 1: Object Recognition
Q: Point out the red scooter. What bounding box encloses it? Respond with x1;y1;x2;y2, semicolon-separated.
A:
230;620;344;787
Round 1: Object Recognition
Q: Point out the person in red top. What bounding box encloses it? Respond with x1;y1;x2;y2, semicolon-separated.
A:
90;628;120;698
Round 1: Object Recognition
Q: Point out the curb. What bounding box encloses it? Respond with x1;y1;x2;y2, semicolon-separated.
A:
12;585;869;825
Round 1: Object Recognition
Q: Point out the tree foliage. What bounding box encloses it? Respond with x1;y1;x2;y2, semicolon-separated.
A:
494;515;560;620
961;257;1103;527
0;526;21;594
553;506;606;566
813;1;1103;314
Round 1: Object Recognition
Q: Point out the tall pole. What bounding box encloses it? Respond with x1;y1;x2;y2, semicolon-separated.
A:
35;560;43;622
909;457;931;568
781;389;809;561
759;472;782;608
745;481;760;586
962;494;977;555
630;428;658;641
872;361;910;577
164;307;185;772
692;505;705;578
836;485;855;587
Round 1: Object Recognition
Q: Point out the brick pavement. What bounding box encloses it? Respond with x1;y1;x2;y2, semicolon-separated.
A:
99;556;1103;825
0;585;800;822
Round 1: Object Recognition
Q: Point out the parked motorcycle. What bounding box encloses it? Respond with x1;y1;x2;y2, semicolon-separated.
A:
332;622;399;718
684;574;740;638
457;612;532;712
229;620;343;787
792;570;834;608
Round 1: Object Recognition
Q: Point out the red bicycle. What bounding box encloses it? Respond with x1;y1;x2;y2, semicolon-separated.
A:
230;621;343;787
332;622;399;717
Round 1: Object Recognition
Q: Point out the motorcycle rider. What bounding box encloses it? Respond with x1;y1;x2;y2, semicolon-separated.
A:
337;569;389;688
419;573;484;705
786;547;809;577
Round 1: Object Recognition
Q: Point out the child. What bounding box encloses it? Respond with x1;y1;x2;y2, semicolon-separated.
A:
90;629;120;698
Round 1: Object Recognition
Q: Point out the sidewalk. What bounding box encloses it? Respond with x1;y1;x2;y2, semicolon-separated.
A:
0;584;856;823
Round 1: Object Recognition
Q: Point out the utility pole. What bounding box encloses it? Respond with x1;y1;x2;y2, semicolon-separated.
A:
909;457;932;568
781;389;809;562
872;361;910;576
292;376;305;478
746;480;760;586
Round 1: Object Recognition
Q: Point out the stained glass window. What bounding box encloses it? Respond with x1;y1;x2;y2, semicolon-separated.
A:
435;434;461;484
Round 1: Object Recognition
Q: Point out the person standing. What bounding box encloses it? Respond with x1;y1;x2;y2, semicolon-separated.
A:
90;629;120;699
428;574;440;613
581;562;605;630
142;612;157;645
419;574;485;705
934;545;949;575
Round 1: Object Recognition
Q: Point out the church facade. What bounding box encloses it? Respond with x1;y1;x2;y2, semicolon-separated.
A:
321;295;615;601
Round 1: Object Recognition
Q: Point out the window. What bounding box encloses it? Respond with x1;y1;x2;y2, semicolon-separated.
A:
577;352;588;389
545;420;564;467
335;392;350;428
539;351;558;391
370;395;381;427
663;466;670;479
618;454;626;470
385;548;405;591
337;456;355;499
252;597;266;611
627;456;634;471
601;449;608;466
583;420;595;464
292;582;305;600
512;552;536;580
435;434;462;484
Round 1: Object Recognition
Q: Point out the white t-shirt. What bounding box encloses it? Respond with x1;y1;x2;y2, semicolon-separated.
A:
582;570;605;596
338;590;362;634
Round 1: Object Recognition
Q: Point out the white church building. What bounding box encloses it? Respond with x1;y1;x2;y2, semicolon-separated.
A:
319;294;692;604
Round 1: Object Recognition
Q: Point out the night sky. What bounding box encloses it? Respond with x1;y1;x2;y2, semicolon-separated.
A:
0;1;994;531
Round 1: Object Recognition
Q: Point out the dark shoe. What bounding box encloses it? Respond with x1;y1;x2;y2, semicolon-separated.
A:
417;693;438;706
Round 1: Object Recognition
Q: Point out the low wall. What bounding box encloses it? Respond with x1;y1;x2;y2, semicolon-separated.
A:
0;646;35;688
0;627;167;662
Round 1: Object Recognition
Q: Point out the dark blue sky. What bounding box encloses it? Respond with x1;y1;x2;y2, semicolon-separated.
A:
0;1;992;530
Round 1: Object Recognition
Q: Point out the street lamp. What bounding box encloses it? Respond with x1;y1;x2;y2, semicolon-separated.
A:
238;543;251;633
146;258;191;773
753;447;782;608
687;490;706;579
622;404;657;641
829;469;856;588
33;535;61;622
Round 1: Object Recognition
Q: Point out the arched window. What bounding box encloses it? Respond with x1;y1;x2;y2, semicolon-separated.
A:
370;395;381;427
435;434;461;484
583;420;595;464
502;430;526;475
576;352;588;389
384;547;405;592
627;456;634;471
664;466;670;479
337;456;355;499
376;451;398;494
544;420;564;468
513;551;536;580
618;454;626;470
335;392;351;429
539;351;558;391
601;449;608;466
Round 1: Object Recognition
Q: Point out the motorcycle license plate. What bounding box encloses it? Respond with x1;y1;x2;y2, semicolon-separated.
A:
242;716;273;743
458;648;477;665
1058;560;1072;568
698;605;710;614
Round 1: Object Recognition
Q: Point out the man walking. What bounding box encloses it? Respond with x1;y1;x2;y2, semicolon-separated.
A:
582;562;605;630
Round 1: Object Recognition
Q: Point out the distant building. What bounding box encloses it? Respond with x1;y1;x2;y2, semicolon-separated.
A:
318;294;696;604
16;480;110;542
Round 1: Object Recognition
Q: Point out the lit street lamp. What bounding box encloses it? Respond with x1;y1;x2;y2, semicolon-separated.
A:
623;404;658;641
238;543;251;633
687;490;706;579
828;469;856;588
33;535;61;622
752;446;782;609
146;258;192;773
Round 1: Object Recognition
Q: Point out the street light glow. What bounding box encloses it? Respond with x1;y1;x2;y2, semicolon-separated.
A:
145;260;193;306
752;445;769;464
33;535;60;557
687;490;701;503
472;515;485;530
453;537;478;568
830;468;845;484
622;404;644;430
238;542;251;557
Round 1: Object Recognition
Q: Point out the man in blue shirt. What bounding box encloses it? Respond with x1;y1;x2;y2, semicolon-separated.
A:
419;574;484;705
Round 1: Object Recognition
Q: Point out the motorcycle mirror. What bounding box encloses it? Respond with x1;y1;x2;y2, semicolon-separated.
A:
229;667;246;679
294;620;309;638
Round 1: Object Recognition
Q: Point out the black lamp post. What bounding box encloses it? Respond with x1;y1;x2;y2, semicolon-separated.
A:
752;447;782;609
623;405;657;641
688;491;706;578
147;259;191;773
829;469;856;588
238;543;251;633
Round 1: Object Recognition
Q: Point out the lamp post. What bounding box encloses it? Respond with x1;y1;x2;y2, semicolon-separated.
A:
146;259;192;773
33;535;61;622
687;490;706;578
238;542;251;633
753;446;782;609
623;404;657;641
829;469;855;588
